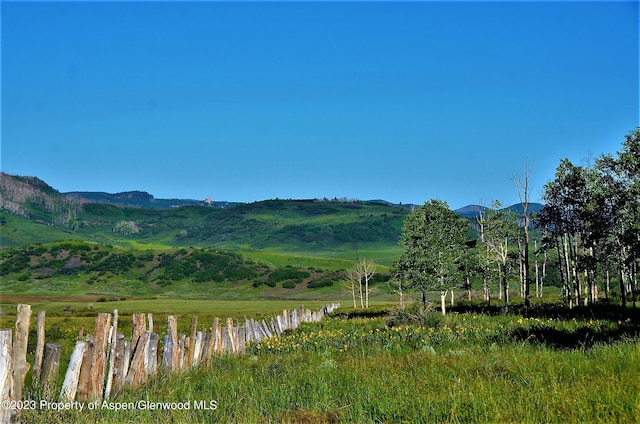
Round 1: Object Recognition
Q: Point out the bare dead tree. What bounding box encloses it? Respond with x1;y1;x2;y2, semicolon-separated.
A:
515;161;534;307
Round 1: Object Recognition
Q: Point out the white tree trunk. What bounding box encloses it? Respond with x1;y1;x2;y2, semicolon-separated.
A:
440;291;447;315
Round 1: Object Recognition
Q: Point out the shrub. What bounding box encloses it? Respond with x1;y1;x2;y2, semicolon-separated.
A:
282;281;296;289
267;267;310;285
387;303;442;328
307;280;334;289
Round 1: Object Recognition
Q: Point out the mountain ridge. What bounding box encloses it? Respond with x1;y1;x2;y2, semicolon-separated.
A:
0;172;543;263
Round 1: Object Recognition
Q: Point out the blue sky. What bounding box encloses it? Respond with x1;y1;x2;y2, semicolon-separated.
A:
2;1;638;209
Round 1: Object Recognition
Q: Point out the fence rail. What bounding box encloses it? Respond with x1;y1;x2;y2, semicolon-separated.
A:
0;303;339;423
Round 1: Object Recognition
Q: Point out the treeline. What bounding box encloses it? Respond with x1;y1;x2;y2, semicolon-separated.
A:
536;128;640;307
392;129;640;312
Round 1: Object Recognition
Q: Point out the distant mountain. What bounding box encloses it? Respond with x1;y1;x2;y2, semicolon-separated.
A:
454;205;487;219
502;202;545;215
454;203;544;220
63;191;238;209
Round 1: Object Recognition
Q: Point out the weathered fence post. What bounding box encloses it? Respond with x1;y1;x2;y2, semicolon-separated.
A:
0;329;13;424
186;316;197;367
178;334;186;368
104;309;118;401
31;311;46;393
236;325;246;354
225;318;235;353
40;343;62;401
109;334;126;398
213;318;222;354
125;331;150;387
60;340;86;402
11;304;31;422
145;333;159;375
192;331;203;366
163;316;178;370
131;313;146;356
88;313;111;402
76;335;94;402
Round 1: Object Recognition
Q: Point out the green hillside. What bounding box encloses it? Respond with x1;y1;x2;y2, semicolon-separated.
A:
72;199;407;260
0;240;391;300
1;170;410;265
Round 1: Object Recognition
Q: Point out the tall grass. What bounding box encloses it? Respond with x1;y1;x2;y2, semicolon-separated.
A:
19;305;640;423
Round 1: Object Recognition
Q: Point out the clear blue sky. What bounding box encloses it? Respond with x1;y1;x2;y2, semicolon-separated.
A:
2;1;638;209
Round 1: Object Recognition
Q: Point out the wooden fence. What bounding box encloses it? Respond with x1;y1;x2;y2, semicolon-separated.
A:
0;303;339;423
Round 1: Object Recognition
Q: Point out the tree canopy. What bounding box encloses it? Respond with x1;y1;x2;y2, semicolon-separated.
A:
392;199;468;313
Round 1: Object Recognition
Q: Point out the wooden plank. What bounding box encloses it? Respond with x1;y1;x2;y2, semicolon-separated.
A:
60;340;86;402
221;328;230;354
186;316;197;367
236;326;246;354
12;304;31;421
254;320;267;341
200;332;211;364
178;334;186;369
110;333;126;399
0;329;13;424
244;318;253;343
131;313;146;358
192;331;203;366
225;318;235;353
145;333;159;375
103;309;118;400
31;311;46;392
88;313;111;402
76;335;94;402
163;316;178;370
40;343;62;401
270;317;280;336
261;319;273;339
122;339;131;383
125;331;150;387
212;318;222;354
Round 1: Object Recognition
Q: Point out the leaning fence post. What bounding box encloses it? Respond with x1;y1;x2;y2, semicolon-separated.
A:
131;313;146;357
125;331;150;387
76;335;94;402
60;340;86;402
0;329;14;424
31;311;46;393
40;343;62;401
104;309;119;401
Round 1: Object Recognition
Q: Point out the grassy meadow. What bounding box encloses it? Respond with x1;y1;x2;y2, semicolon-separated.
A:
6;298;640;424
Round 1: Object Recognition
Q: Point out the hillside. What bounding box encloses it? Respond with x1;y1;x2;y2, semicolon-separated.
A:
0;173;410;263
0;240;360;299
1;172;542;265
